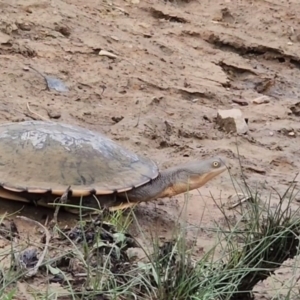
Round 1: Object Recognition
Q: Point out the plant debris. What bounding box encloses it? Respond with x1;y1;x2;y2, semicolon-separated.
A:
27;65;69;92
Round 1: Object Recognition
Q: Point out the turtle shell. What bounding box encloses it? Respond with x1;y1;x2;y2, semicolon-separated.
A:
0;121;159;197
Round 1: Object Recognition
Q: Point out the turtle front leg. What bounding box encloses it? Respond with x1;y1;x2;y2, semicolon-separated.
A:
108;202;137;212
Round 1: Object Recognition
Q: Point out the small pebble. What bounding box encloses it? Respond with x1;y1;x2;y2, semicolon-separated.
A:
252;95;270;104
216;108;248;134
232;99;248;106
99;50;117;59
47;109;61;119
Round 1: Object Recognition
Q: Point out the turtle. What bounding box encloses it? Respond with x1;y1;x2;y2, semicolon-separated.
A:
0;120;227;214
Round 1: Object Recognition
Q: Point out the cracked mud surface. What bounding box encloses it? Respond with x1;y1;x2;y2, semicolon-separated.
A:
1;0;300;298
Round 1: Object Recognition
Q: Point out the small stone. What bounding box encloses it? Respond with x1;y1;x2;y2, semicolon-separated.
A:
244;165;266;175
99;50;117;59
5;23;18;34
216;109;248;134
290;102;300;116
232;99;248;106
111;116;124;123
252;95;270;104
0;32;11;44
47;109;61;119
110;35;119;41
17;22;32;31
279;127;296;137
54;24;71;37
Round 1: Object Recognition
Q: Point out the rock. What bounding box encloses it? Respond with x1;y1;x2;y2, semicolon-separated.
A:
213;8;235;24
290;102;300;116
232;98;248;106
0;32;11;44
216;109;248;134
17;22;32;31
99;50;117;59
252;95;270;104
54;24;71;37
112;116;124;123
47;109;61;119
244;165;266;174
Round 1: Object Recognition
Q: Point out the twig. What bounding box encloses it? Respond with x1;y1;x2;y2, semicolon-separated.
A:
28;65;51;91
16;216;51;278
227;193;252;210
53;186;71;223
26;102;49;122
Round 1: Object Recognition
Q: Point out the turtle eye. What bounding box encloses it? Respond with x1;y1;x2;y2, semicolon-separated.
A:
212;161;220;168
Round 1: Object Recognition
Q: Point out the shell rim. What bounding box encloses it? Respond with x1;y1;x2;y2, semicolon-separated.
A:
0;173;158;197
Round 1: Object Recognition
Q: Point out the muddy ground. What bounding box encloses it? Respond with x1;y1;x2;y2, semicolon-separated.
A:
1;0;300;298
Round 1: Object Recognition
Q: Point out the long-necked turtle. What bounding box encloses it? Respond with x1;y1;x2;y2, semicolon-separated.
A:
0;121;227;213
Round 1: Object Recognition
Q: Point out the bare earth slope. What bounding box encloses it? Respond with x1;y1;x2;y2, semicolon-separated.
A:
1;0;300;298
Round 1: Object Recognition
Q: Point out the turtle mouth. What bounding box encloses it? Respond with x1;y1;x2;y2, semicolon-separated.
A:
189;165;227;189
204;166;227;181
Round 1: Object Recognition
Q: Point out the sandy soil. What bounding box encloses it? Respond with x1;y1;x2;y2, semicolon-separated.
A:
1;0;300;298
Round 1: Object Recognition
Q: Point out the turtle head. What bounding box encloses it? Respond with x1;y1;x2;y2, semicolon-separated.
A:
160;156;227;197
183;156;227;189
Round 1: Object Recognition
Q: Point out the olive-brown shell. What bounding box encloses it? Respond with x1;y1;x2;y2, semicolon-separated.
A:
0;121;159;197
